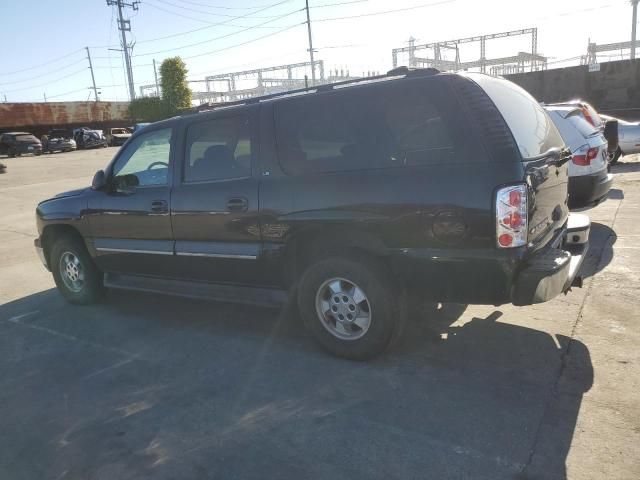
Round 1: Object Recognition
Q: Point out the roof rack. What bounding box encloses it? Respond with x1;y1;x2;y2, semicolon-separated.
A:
194;66;440;113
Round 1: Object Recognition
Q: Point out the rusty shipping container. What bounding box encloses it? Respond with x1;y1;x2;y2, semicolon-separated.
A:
0;101;131;135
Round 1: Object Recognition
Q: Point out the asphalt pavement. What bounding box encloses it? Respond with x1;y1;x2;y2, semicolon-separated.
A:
0;148;639;480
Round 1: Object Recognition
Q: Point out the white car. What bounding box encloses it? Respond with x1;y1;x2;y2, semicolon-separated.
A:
600;114;640;164
545;105;613;208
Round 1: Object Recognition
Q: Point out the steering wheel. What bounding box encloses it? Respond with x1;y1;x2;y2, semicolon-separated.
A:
147;161;168;170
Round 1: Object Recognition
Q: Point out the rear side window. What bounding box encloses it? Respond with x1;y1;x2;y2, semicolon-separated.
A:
374;84;455;167
275;93;369;175
467;74;564;159
184;115;252;183
275;81;457;175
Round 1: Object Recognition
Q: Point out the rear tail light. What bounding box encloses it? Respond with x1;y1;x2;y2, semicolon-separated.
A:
496;184;528;248
572;146;599;166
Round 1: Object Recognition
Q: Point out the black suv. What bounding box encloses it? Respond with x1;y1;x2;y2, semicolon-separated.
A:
34;68;590;359
1;132;42;157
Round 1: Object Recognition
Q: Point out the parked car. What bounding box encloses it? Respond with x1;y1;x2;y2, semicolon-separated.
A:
547;100;619;157
601;114;640;164
34;68;590;359
41;129;76;153
105;127;132;147
545;106;613;208
73;127;108;149
0;132;42;157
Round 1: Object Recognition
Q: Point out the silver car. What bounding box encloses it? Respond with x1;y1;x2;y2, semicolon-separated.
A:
601;114;640;164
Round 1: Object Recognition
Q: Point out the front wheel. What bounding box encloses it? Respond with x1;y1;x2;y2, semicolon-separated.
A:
297;256;401;360
50;236;104;304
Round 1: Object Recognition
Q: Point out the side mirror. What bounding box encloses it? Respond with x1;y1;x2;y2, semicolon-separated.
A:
91;170;106;190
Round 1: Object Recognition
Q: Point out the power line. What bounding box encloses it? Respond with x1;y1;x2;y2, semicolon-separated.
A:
314;0;457;22
182;22;304;60
3;68;88;94
1;49;85;76
176;0;294;9
143;0;290;26
133;9;304;57
47;87;91;100
135;0;294;43
311;0;369;8
0;58;87;86
149;0;296;18
186;50;302;78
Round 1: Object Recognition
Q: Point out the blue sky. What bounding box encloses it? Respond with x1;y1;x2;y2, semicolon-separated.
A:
0;0;633;103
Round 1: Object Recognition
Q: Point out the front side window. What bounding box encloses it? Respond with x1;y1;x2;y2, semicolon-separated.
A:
184;115;252;183
112;128;171;188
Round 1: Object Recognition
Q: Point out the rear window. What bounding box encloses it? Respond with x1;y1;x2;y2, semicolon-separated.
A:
567;112;599;138
275;81;457;175
466;74;564;159
15;134;38;143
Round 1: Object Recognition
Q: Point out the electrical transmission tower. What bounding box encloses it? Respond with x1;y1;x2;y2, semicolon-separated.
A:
106;0;139;100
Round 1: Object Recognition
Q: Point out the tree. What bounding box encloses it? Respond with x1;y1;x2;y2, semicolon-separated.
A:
127;96;167;122
160;57;192;115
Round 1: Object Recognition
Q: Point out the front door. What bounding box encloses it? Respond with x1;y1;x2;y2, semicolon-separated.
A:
169;109;266;285
88;126;175;277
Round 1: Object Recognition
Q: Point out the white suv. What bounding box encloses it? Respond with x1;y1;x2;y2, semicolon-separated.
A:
545;105;613;208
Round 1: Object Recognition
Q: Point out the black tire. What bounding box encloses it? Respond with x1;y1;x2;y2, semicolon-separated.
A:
297;256;401;360
7;148;15;158
610;146;622;165
50;235;104;305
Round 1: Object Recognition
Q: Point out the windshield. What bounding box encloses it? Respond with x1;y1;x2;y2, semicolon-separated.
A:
112;128;129;135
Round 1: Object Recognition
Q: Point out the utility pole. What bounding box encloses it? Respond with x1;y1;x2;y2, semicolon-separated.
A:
632;0;639;60
153;59;160;97
86;47;99;102
304;0;316;85
106;0;139;100
43;92;47;102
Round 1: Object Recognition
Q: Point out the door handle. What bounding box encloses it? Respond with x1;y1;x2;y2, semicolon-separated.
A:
227;197;248;212
151;200;168;213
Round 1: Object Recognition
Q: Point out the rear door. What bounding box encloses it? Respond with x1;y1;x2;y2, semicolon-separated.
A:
466;74;569;247
169;107;265;285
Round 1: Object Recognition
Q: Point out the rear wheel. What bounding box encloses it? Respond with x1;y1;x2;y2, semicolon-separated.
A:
610;146;623;165
50;236;104;304
297;256;401;360
7;148;15;158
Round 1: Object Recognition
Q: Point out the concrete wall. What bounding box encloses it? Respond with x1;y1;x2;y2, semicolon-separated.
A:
506;59;640;121
0;101;131;136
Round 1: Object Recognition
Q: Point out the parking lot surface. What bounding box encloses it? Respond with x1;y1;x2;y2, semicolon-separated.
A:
1;149;639;480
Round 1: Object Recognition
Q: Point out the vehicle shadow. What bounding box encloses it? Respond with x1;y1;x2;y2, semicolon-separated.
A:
579;221;616;280
607;188;624;200
0;287;592;480
612;160;640;173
